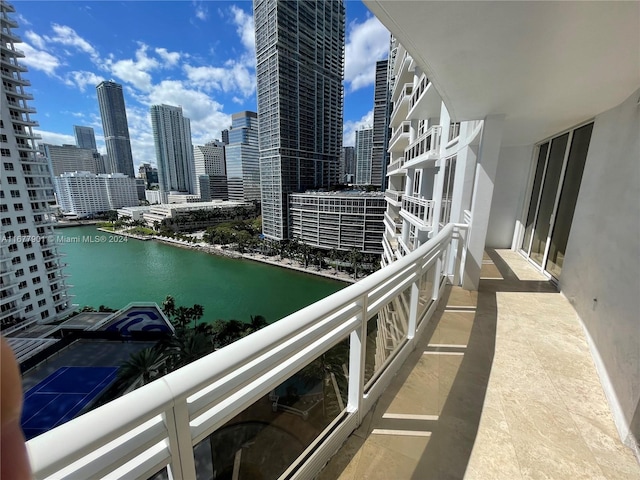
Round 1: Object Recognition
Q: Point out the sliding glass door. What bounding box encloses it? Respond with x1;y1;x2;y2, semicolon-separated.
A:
521;123;593;278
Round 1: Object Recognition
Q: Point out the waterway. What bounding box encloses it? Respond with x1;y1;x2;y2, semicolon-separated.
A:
56;226;346;324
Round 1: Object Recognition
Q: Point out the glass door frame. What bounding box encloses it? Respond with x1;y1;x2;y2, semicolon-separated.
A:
518;120;592;280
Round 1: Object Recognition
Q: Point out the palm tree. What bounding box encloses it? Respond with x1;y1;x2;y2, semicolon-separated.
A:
348;248;363;279
248;314;268;333
299;343;348;419
161;295;176;320
118;347;167;389
166;330;212;369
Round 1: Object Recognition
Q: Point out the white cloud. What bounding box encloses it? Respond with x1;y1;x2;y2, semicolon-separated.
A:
35;129;75;146
183;62;254;98
46;24;100;62
19;43;60;76
344;16;389;92
194;1;208;21
64;70;105;92
105;44;160;92
343;109;374;146
230;5;255;55
25;31;46;50
155;47;180;68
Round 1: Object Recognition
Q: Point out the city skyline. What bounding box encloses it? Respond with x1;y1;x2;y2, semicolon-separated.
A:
12;1;390;172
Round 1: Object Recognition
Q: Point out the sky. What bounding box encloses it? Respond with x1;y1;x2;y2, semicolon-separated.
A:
10;0;390;171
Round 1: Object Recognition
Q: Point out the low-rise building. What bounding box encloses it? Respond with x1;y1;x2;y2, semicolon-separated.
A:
289;191;386;253
142;200;254;232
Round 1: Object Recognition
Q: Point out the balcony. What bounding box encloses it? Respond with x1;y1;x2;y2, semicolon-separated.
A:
318;250;639;478
407;74;441;120
26;223;469;479
401;195;435;230
385;156;405;176
403;125;441;169
387;121;411;153
383;211;402;235
384;189;403;206
389;84;413;128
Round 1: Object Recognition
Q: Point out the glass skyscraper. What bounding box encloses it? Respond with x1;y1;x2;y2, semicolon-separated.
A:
254;0;345;240
96;81;135;178
355;127;374;185
226;111;260;202
73;125;97;151
371;59;391;190
150;104;195;201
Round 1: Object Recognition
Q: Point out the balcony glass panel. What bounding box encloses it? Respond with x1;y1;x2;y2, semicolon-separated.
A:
364;286;411;387
417;265;436;324
192;339;349;480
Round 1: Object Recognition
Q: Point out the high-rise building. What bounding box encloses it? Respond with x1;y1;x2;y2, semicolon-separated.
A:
226;111;260;202
55;172;139;218
371;59;391;190
138;163;158;187
254;0;345;240
0;1;72;328
73;125;97;151
355;127;374;185
96;80;135;178
40;144;97;176
221;129;229;145
150;104;196;202
193;140;228;201
340;146;356;184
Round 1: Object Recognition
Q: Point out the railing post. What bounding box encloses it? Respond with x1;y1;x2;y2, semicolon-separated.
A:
164;398;196;480
348;293;368;424
407;277;419;341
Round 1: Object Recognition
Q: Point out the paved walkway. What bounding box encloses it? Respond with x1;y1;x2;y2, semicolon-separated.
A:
318;249;639;479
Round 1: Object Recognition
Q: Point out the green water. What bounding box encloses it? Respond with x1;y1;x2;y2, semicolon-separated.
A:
56;226;346;324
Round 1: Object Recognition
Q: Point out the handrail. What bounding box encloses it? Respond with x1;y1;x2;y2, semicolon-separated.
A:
404;125;441;165
27;222;469;479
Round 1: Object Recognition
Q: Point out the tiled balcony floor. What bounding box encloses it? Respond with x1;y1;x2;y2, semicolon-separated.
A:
318;249;640;479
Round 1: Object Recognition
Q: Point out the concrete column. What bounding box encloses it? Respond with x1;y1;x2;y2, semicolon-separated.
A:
463;115;505;290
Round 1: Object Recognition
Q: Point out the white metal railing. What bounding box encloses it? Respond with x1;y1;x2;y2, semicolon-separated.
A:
404;125;441;165
384;189;403;203
26;223;469;480
409;74;429;110
402;195;435;227
386;157;405;174
388;121;411;150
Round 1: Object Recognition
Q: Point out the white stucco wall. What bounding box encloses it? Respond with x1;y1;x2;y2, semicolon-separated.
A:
485;145;533;248
560;88;640;450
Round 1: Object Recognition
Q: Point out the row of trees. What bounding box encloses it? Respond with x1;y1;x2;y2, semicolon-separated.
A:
115;296;349;421
116;296;270;390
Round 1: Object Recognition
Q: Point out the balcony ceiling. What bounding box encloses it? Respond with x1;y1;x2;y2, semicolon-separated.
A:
365;1;640;146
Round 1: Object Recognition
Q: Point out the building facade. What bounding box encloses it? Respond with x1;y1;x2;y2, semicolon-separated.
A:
226;111;260;202
1;1;72;328
254;0;345;240
150;104;196;202
355;127;373;186
40;143;97;177
73;125;97;151
340;145;356;184
370;59;391;190
193;140;228;201
54;172;139;218
289;192;385;254
96;80;135;178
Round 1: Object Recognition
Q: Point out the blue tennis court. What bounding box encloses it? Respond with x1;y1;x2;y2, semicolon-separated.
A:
21;366;118;440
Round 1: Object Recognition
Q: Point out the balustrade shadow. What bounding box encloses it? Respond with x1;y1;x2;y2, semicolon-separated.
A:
319;249;557;480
